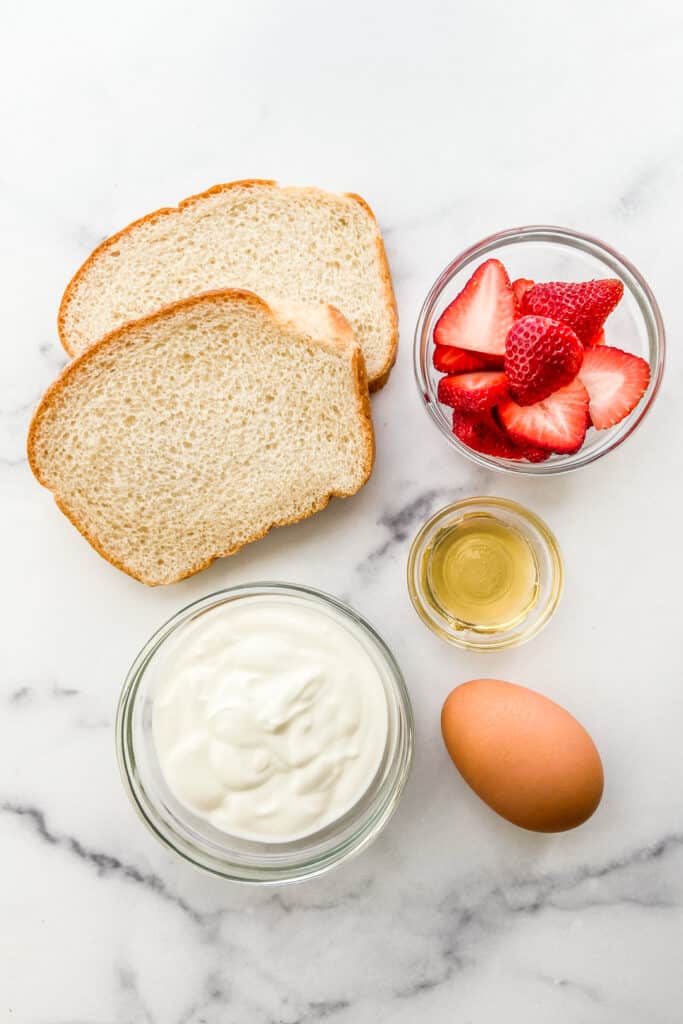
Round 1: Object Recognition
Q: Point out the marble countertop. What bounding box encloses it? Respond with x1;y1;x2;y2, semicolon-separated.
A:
3;1;682;1020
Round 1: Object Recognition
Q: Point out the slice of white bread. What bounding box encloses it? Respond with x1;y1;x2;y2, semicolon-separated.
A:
58;180;398;390
29;290;374;586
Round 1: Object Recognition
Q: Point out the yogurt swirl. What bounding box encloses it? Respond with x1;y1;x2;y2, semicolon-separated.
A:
152;595;389;841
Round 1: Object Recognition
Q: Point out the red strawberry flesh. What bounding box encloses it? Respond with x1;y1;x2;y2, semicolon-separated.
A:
505;315;583;406
452;409;524;460
433;344;487;374
512;278;535;309
584;327;605;347
438;371;509;413
453;409;550;462
521;279;624;343
577;346;650;429
498;378;590;453
472;350;505;369
523;446;551;463
434;258;516;356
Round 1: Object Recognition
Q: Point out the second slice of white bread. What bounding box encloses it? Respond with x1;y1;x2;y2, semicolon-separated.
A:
29;290;374;586
58;180;398;389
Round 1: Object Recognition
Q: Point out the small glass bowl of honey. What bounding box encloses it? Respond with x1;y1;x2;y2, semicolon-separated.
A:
407;497;563;651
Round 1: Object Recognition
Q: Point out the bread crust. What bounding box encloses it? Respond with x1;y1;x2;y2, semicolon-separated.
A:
57;180;398;389
32;289;375;586
344;192;399;391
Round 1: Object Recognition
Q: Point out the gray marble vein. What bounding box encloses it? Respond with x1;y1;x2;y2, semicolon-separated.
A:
1;801;206;925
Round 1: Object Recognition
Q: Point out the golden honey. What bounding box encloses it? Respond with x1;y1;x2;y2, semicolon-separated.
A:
421;513;539;631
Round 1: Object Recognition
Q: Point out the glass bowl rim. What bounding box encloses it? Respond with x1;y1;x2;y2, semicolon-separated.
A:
413;224;666;476
406;496;564;650
115;582;415;885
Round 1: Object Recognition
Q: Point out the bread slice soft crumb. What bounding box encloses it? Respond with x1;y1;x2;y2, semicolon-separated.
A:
58;180;398;390
29;290;374;586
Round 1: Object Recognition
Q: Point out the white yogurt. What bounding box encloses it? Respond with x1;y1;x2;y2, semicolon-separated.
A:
151;595;389;842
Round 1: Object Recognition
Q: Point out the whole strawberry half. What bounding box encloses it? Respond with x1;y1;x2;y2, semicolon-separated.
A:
433;344;487;374
578;345;650;429
438;371;509;412
434;258;516;356
453;409;549;462
521;279;624;343
498;378;590;454
505;315;583;406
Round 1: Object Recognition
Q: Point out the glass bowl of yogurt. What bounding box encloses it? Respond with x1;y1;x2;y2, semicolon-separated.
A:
116;583;414;884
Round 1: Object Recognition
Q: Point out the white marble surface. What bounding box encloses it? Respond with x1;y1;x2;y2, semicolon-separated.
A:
3;1;682;1020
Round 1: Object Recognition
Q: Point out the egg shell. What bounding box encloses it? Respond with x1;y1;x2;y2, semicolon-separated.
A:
441;678;603;832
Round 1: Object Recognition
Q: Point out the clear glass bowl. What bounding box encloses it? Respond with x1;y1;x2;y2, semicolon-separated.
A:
407;497;563;650
116;583;414;884
414;225;665;475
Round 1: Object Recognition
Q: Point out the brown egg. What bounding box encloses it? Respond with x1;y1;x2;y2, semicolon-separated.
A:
441;678;603;832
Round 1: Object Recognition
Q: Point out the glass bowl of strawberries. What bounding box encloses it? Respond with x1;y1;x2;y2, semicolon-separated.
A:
414;226;665;474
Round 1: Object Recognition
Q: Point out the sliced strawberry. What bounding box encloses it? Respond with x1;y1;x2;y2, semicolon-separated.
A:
475;350;505;369
498;378;590;453
488;408;550;462
577;346;650;430
521;279;623;343
434;258;516;356
433;344;487;374
584;327;605;347
512;277;535;309
454;409;551;463
452;409;524;460
523;446;552;463
437;371;509;413
505;315;583;406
